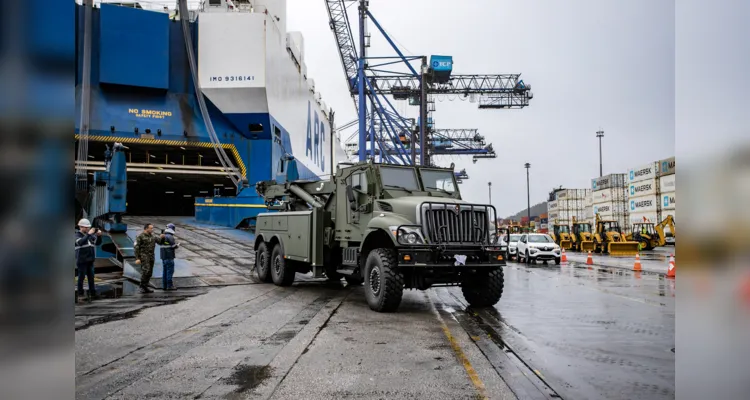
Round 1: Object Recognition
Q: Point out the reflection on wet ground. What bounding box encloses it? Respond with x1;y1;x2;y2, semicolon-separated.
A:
440;261;675;400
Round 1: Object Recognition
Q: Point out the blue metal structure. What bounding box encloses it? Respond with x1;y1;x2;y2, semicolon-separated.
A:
324;0;533;166
88;143;128;233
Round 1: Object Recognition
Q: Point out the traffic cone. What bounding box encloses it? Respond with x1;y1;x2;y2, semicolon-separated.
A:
586;251;593;265
633;253;642;271
561;248;568;263
667;254;676;278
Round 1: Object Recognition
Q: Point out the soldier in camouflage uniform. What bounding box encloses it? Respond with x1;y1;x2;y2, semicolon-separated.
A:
134;223;157;293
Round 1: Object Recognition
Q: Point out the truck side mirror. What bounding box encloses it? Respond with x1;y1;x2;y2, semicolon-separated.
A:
346;184;357;210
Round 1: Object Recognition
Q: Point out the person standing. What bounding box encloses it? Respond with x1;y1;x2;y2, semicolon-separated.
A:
134;223;158;293
156;223;180;290
76;218;102;298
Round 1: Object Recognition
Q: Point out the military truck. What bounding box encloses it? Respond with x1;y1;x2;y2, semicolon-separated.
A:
253;160;506;312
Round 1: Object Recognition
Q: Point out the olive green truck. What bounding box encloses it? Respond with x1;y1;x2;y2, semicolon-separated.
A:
253;161;507;312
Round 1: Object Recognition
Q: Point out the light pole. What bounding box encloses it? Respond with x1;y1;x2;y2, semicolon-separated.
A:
596;130;604;177
524;163;531;229
488;181;492;204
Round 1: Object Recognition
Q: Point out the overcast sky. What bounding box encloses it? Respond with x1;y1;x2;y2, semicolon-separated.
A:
285;0;675;216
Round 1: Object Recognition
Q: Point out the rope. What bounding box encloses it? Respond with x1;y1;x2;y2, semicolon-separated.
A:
178;0;242;187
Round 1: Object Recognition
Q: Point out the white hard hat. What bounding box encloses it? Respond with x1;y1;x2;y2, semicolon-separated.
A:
78;218;92;228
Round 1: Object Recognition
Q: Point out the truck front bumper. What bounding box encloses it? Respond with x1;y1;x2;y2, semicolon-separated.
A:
395;246;506;268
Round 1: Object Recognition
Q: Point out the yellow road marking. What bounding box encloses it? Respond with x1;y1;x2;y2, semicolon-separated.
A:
428;294;488;400
440;322;488;399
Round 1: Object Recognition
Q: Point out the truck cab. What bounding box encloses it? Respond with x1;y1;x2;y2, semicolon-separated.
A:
253;161;506;312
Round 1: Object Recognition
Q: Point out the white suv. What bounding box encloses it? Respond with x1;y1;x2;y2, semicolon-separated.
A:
516;233;561;265
506;234;522;261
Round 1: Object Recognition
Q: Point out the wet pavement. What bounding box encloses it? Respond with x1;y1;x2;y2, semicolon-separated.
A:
122;216;257;288
76;220;675;399
462;260;675;400
563;247;675;274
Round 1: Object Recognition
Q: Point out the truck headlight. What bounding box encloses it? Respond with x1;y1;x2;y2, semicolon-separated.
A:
391;226;425;245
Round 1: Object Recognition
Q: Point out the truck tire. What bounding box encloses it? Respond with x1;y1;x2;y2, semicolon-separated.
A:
363;248;403;312
255;242;272;282
462;268;504;308
270;244;295;286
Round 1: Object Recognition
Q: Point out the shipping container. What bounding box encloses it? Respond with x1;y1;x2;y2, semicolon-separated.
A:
555;189;591;200
658;156;676;176
592;187;627;204
584;207;595;219
628;162;658;183
547;200;558;211
661;191;676;210
629;195;658;213
540;213;548;219
628;179;657;198
557;199;587;209
659;174;675;193
593;202;627;215
585;193;593;207
629;211;659;226
591;173;627;190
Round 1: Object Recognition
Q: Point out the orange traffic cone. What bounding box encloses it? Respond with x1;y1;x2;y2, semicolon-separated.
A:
561;248;568;263
586;251;593;265
633;253;642;271
667;254;676;278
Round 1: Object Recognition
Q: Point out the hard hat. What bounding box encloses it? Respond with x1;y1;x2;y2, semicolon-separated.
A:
78;218;92;228
167;223;176;231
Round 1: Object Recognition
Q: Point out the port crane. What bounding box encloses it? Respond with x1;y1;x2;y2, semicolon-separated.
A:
324;0;532;166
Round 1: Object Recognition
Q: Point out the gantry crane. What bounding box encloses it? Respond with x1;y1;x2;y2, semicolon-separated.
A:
324;0;532;166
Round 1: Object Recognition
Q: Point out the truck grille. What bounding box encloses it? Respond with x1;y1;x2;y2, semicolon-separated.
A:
421;203;495;244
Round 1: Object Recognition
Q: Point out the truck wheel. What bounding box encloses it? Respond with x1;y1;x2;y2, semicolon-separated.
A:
270;244;295;286
363;248;403;312
255;242;272;282
462;268;504;308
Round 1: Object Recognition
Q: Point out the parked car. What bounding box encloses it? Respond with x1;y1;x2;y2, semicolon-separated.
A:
516;233;561;265
506;234;522;261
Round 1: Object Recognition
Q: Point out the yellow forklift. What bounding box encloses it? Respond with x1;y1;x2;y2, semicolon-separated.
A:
626;215;676;251
571;216;596;252
549;220;573;249
593;213;640;256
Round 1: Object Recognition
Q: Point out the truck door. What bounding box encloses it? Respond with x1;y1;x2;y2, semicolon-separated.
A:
346;171;372;238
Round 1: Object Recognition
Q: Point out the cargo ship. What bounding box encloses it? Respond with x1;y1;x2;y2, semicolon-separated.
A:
75;0;348;225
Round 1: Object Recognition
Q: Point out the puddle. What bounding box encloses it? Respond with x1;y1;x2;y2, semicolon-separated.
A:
224;365;273;393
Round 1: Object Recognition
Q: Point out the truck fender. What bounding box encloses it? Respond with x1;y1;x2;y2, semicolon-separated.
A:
254;234;266;250
265;234;287;256
360;228;398;251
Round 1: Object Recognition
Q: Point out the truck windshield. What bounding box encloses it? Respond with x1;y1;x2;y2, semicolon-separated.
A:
420;169;456;193
380;167;420;191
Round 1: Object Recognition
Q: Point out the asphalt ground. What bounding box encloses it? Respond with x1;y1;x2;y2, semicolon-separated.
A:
76;219;674;399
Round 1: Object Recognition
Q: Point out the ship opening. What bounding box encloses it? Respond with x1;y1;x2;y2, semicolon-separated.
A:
76;140;240;216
